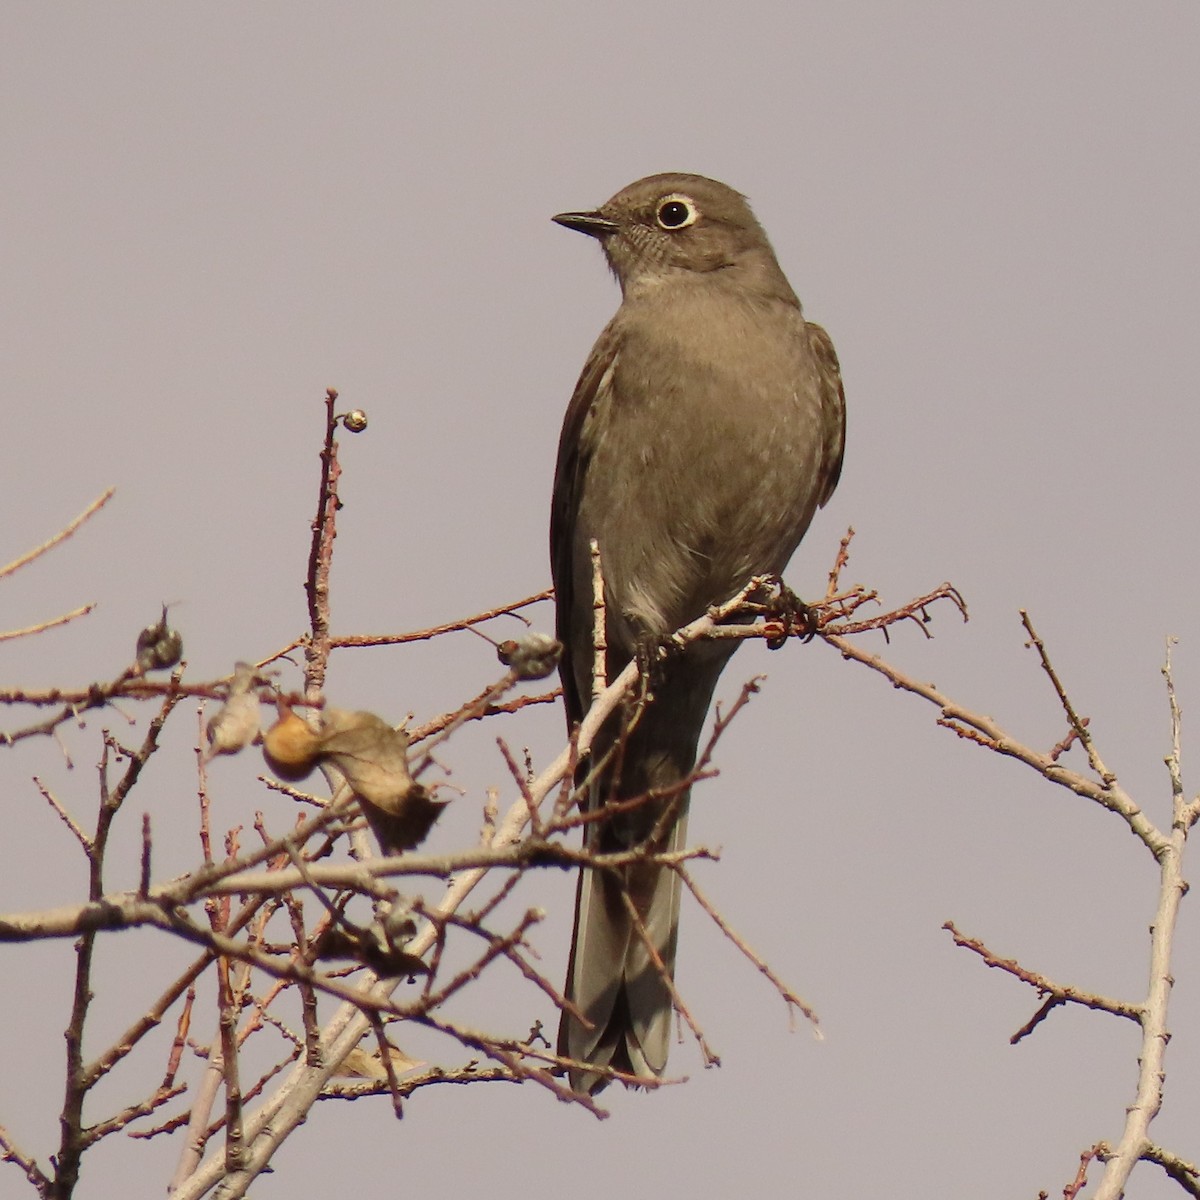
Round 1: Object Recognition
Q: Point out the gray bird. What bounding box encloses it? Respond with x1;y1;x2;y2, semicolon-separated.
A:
551;173;845;1093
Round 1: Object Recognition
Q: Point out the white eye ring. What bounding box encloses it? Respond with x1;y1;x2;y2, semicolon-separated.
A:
655;194;699;231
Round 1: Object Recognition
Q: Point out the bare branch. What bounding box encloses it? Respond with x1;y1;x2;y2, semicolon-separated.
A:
0;1123;50;1195
677;864;819;1031
32;777;92;855
0;487;115;580
943;921;1140;1026
621;889;720;1069
1021;610;1114;786
824;627;1168;857
0;603;96;643
1141;1143;1200;1197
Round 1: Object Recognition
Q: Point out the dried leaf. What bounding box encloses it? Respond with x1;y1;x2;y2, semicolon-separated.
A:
316;709;414;808
337;1044;424;1081
263;705;447;852
318;709;447;853
312;903;430;978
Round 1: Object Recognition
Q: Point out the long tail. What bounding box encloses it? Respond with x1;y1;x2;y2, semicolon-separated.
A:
558;649;730;1094
559;804;689;1093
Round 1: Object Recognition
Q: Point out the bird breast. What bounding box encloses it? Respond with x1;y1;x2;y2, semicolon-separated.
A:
573;285;829;650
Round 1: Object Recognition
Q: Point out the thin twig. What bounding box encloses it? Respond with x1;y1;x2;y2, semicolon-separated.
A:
825;631;1167;857
590;538;607;704
0;604;96;643
261;591;554;664
32;777;91;854
676;864;819;1030
1021;610;1113;786
0;487;115;580
0;1123;50;1194
943;922;1140;1024
824;526;855;599
1062;1143;1104;1200
621;890;719;1069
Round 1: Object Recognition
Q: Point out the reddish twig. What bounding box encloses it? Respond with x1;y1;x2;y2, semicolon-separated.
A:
1062;1142;1105;1199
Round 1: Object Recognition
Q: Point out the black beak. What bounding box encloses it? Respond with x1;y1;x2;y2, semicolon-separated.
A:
552;210;619;239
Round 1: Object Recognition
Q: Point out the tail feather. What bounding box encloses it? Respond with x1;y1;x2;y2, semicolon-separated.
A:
559;809;689;1093
559;649;728;1094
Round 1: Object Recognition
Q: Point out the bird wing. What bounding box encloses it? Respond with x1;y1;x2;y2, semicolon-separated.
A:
806;321;847;508
549;317;622;729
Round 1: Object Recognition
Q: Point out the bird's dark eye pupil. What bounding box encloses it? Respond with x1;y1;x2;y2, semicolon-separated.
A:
659;201;691;228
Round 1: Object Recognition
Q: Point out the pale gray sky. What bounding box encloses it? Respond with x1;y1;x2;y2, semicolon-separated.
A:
3;5;1200;1198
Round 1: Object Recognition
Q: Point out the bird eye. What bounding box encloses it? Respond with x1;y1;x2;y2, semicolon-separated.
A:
655;196;698;230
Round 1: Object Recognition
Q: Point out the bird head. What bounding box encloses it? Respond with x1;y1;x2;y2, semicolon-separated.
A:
553;172;796;302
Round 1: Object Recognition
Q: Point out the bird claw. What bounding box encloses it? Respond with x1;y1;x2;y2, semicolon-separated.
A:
634;634;672;695
764;583;818;649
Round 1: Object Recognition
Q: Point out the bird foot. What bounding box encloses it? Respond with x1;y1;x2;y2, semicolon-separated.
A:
764;583;818;649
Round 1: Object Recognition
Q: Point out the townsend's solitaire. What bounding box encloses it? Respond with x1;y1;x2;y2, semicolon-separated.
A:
551;173;845;1093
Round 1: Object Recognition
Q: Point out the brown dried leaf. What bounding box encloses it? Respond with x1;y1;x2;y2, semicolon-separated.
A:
316;709;414;809
337;1044;424;1081
316;709;447;853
